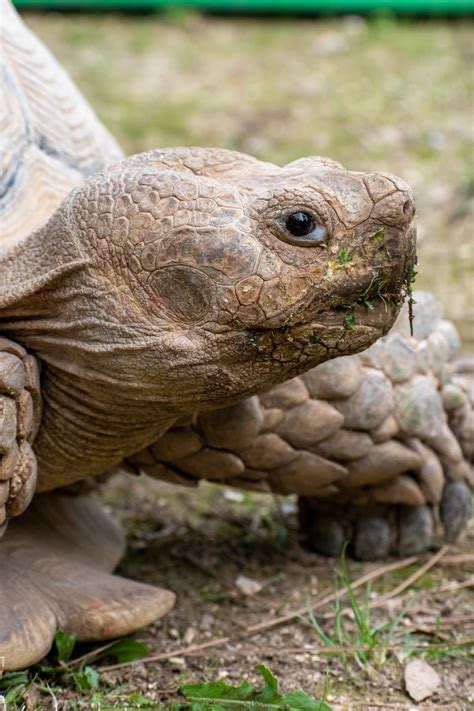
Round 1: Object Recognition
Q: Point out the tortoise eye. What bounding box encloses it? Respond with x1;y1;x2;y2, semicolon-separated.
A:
285;211;314;236
283;211;327;246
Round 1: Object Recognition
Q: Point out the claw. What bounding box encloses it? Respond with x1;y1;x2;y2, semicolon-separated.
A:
0;494;175;670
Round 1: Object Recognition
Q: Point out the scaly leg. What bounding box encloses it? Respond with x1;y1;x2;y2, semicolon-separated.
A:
129;316;473;560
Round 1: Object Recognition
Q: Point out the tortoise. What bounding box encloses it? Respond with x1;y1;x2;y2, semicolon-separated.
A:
0;0;470;671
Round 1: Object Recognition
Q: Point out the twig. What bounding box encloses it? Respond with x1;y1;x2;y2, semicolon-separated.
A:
260;637;474;656
246;554;420;634
68;639;123;668
100;636;231;672
370;545;449;608
437;554;474;566
98;554;419;672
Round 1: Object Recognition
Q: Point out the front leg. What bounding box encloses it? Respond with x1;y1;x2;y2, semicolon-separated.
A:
0;337;41;536
130;350;473;561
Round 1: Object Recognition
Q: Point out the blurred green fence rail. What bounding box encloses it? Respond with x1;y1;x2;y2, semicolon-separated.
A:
11;0;474;14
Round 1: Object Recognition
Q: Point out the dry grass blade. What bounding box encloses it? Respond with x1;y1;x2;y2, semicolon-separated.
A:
98;554;421;672
370;545;449;608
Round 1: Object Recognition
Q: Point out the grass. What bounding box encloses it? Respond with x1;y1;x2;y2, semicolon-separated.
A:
299;549;474;675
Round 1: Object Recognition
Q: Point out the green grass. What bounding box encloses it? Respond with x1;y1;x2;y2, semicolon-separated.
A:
299;550;474;673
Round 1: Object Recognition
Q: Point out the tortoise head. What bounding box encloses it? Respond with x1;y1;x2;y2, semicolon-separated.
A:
1;147;416;413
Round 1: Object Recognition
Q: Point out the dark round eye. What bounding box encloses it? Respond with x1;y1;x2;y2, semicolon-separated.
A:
285;211;315;237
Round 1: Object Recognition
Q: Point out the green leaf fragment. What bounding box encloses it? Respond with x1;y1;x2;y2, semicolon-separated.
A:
54;629;77;662
73;665;100;692
344;312;356;330
104;637;149;663
180;665;333;710
370;228;385;245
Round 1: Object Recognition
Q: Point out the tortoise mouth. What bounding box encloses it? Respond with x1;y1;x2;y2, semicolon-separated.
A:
280;292;402;343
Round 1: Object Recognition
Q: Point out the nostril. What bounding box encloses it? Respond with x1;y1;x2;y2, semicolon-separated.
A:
403;199;415;219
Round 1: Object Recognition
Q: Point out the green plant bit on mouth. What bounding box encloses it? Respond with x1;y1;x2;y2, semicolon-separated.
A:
336;248;354;265
370;228;385;246
344;312;356;330
328;248;354;272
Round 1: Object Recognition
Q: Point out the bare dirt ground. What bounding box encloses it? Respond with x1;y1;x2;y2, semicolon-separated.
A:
5;9;474;710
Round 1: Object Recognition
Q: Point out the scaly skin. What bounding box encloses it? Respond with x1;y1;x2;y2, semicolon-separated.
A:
131;294;473;560
1;147;416;496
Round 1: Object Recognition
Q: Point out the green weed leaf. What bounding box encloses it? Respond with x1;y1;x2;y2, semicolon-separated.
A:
103;637;149;663
282;690;333;710
180;665;332;709
73;665;100;692
54;630;76;662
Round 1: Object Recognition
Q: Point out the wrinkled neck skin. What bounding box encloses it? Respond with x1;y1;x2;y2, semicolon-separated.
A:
0;148;416;491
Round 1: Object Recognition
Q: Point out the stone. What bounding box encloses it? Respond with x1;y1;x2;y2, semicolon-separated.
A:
177;448;245;479
342;441;421;488
404;659;440;703
267;451;347;496
334;368;394;431
240;433;296;469
398;506;433;556
235;575;262;596
302;356;362;399
372;475;425;506
260;378;309;409
440;481;472;541
277;399;344;448
353;516;391;560
381;332;417;383
200;396;263;450
313;429;372;461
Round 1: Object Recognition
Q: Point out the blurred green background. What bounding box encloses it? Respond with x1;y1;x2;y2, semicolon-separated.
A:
21;9;474;348
13;1;474;13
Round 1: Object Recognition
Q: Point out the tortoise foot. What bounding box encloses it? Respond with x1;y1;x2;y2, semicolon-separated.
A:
0;493;175;670
299;499;441;561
